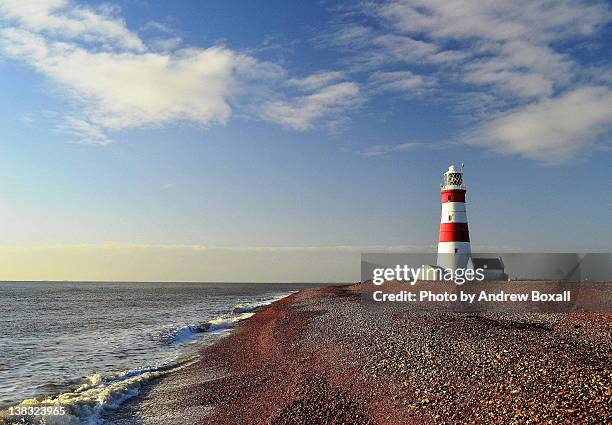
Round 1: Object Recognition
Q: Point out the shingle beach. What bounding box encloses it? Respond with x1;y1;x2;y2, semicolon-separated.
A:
113;285;611;424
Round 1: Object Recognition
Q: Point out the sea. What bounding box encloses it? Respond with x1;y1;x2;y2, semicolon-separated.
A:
0;281;321;424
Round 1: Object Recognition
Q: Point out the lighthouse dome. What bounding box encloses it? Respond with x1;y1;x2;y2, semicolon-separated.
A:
442;164;465;189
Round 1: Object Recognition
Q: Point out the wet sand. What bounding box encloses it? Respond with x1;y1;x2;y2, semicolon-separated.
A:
113;285;611;424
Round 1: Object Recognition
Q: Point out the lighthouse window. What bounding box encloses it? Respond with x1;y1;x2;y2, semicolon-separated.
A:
447;173;462;186
448;215;452;221
454;248;458;253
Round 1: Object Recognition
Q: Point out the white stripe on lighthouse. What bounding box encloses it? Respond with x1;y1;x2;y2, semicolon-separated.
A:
440;202;467;223
437;241;471;254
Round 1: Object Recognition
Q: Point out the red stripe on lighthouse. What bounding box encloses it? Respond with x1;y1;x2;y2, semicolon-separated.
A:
439;223;470;242
441;189;466;203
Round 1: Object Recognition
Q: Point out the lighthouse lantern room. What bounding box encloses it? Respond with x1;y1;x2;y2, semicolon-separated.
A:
437;164;472;270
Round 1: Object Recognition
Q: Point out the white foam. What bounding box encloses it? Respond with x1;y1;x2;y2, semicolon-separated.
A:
232;294;291;314
0;366;173;425
174;324;211;344
175;291;294;343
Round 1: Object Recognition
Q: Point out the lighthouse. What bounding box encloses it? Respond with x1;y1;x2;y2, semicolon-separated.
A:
437;164;471;270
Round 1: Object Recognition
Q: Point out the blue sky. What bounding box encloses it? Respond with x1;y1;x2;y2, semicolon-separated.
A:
0;0;610;281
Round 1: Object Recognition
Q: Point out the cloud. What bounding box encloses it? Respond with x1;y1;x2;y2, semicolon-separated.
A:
141;21;176;35
360;141;450;157
262;81;361;130
470;86;612;163
361;142;424;157
462;41;572;98
1;0;610;157
287;71;346;90
370;34;466;67
368;71;435;94
3;0;369;144
348;0;607;99
325;0;611;162
59;116;113;145
0;2;277;144
326;29;465;70
374;0;608;98
0;26;260;143
149;36;182;52
377;0;607;42
0;0;145;51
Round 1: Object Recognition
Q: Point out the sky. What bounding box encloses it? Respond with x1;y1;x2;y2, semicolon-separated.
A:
0;0;610;282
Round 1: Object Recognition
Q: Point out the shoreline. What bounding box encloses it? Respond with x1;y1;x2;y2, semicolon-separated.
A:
113;284;611;424
0;287;303;425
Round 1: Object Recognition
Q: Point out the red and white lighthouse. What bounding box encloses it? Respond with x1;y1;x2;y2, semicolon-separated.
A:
437;164;471;269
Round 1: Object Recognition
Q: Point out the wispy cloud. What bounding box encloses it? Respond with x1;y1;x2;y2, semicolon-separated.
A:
0;0;145;51
368;71;435;94
376;0;607;43
0;31;261;143
359;0;608;96
469;86;612;163
324;0;612;162
0;1;282;144
58;116;113;145
287;70;346;91
140;21;177;36
262;81;361;130
0;0;362;144
361;141;447;157
1;0;610;161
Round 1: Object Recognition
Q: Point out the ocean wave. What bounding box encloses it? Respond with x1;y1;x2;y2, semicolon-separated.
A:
173;314;245;344
232;297;279;314
0;291;295;425
0;363;180;425
175;292;294;344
